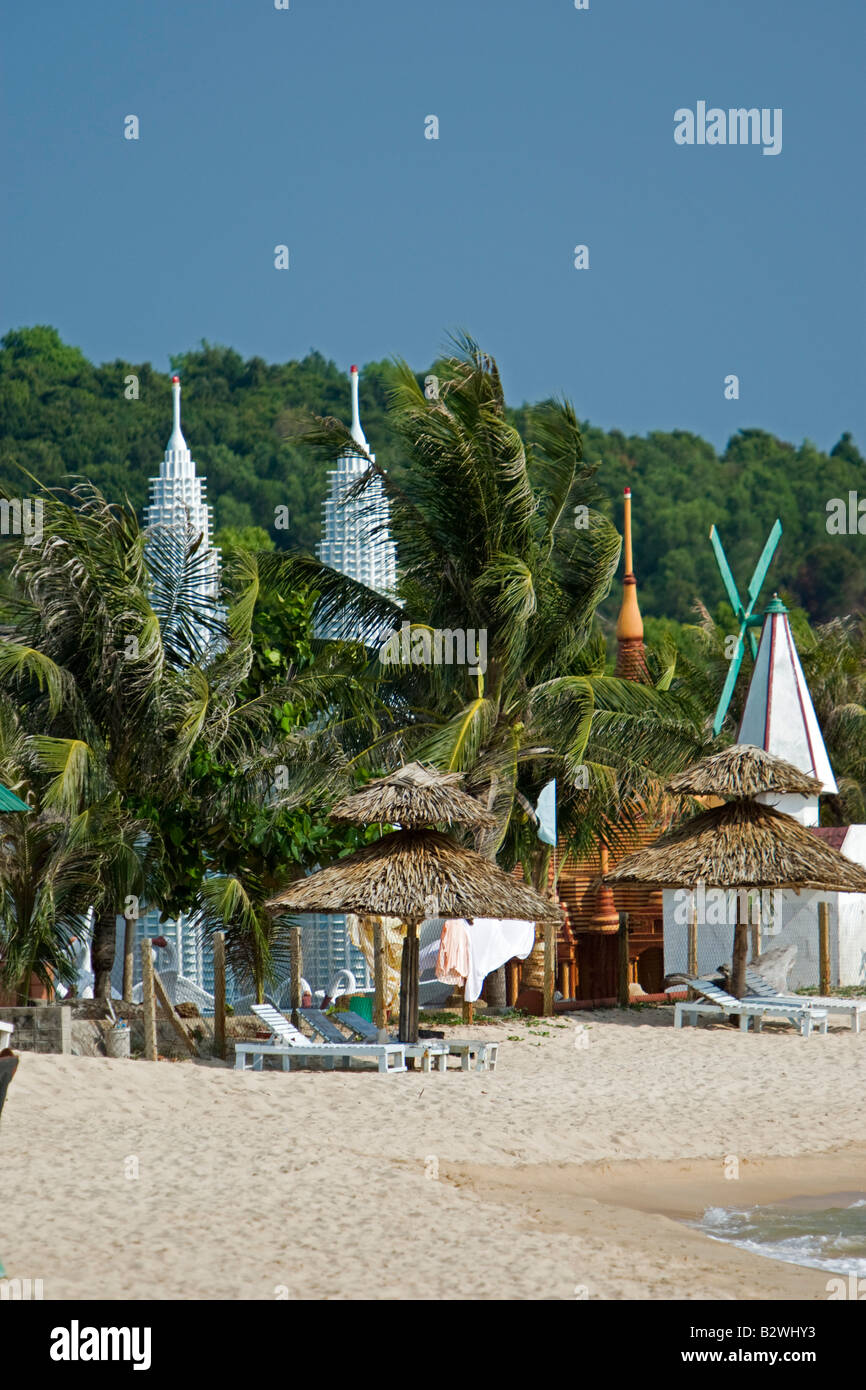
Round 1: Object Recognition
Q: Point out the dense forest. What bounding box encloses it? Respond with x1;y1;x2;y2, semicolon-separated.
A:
1;325;863;628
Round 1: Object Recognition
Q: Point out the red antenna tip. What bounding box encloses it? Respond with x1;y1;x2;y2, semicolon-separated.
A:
624;486;631;496
171;375;180;384
350;364;358;373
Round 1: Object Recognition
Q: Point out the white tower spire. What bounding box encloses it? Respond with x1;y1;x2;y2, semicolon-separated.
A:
144;374;223;656
316;365;396;641
349;364;369;452
168;374;187;455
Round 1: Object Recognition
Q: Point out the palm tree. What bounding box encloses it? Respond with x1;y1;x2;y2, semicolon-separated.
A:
0;482;232;996
1;481;382;1000
0;696;97;1001
262;338;708;1001
787;614;866;825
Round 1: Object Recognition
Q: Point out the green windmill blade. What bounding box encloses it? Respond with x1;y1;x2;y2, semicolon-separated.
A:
713;632;746;736
0;783;30;812
709;519;783;736
744;519;782;658
746;519;782;610
709;525;743;618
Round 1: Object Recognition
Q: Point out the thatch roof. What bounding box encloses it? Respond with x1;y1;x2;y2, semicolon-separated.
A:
329;761;496;830
667;745;822;799
266;828;559;921
605;799;866;892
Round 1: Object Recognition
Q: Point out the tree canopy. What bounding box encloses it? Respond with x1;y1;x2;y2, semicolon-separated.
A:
2;326;862;627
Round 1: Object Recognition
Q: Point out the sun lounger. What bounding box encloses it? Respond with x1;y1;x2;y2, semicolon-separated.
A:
233;1004;405;1074
674;977;828;1037
0;1053;19;1122
323;1009;450;1073
745;967;866;1034
335;1008;498;1073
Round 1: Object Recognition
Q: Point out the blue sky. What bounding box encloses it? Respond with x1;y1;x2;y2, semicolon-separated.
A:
4;0;864;451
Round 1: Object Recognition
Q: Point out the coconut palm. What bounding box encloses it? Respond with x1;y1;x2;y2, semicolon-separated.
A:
0;481;382;998
796;615;866;824
0;696;97;1001
261;338;709;1000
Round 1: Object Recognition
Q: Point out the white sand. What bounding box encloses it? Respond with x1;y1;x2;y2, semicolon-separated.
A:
3;1009;865;1300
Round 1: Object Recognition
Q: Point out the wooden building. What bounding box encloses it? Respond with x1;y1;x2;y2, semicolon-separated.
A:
516;486;671;1009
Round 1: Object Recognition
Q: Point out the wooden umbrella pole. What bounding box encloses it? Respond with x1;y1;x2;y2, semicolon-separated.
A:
687;891;698;1002
398;921;412;1044
407;920;419;1045
818;901;831;995
732;892;748;999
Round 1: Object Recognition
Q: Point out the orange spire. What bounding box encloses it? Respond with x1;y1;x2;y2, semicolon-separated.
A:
615;486;648;680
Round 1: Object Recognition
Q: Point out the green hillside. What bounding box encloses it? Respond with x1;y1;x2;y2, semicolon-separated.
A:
1;325;863;624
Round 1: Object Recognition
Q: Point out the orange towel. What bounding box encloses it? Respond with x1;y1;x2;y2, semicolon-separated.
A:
435;918;471;985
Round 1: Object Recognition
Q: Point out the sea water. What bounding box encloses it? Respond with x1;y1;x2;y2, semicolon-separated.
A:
696;1193;866;1277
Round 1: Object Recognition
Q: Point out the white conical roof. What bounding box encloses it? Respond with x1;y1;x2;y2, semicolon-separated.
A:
737;597;837;796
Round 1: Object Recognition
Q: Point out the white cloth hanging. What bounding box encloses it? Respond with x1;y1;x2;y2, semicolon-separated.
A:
464;918;535;1002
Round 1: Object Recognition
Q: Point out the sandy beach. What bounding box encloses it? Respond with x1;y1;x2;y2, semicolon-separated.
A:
3;1008;865;1300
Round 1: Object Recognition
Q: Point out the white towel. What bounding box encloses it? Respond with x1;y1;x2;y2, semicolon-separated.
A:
465;918;536;1002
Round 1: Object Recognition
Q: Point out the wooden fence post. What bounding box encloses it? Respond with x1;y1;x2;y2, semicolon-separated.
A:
122;915;136;1003
213;931;226;1061
153;969;199;1057
543;918;556;1016
818;901;831;995
140;939;157;1061
373;918;387;1037
617;912;630;1008
289;924;302;1028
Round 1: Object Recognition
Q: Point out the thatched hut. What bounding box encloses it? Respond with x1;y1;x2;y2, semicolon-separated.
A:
607;793;866;998
666;745;821;801
329;762;496;832
268;829;559;922
267;771;558;1042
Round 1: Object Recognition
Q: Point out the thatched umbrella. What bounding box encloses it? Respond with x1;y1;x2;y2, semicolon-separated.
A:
267;829;558;1042
666;744;822;800
329;761;497;831
607;798;866;998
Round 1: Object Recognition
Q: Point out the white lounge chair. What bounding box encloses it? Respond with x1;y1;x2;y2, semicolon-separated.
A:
745;966;866;1034
233;1004;406;1074
674;977;828;1037
0;1021;13;1049
335;1008;498;1073
322;1009;450;1073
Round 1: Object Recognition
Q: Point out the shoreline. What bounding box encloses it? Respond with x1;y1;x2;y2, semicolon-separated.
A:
440;1150;866;1298
446;1148;866;1220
